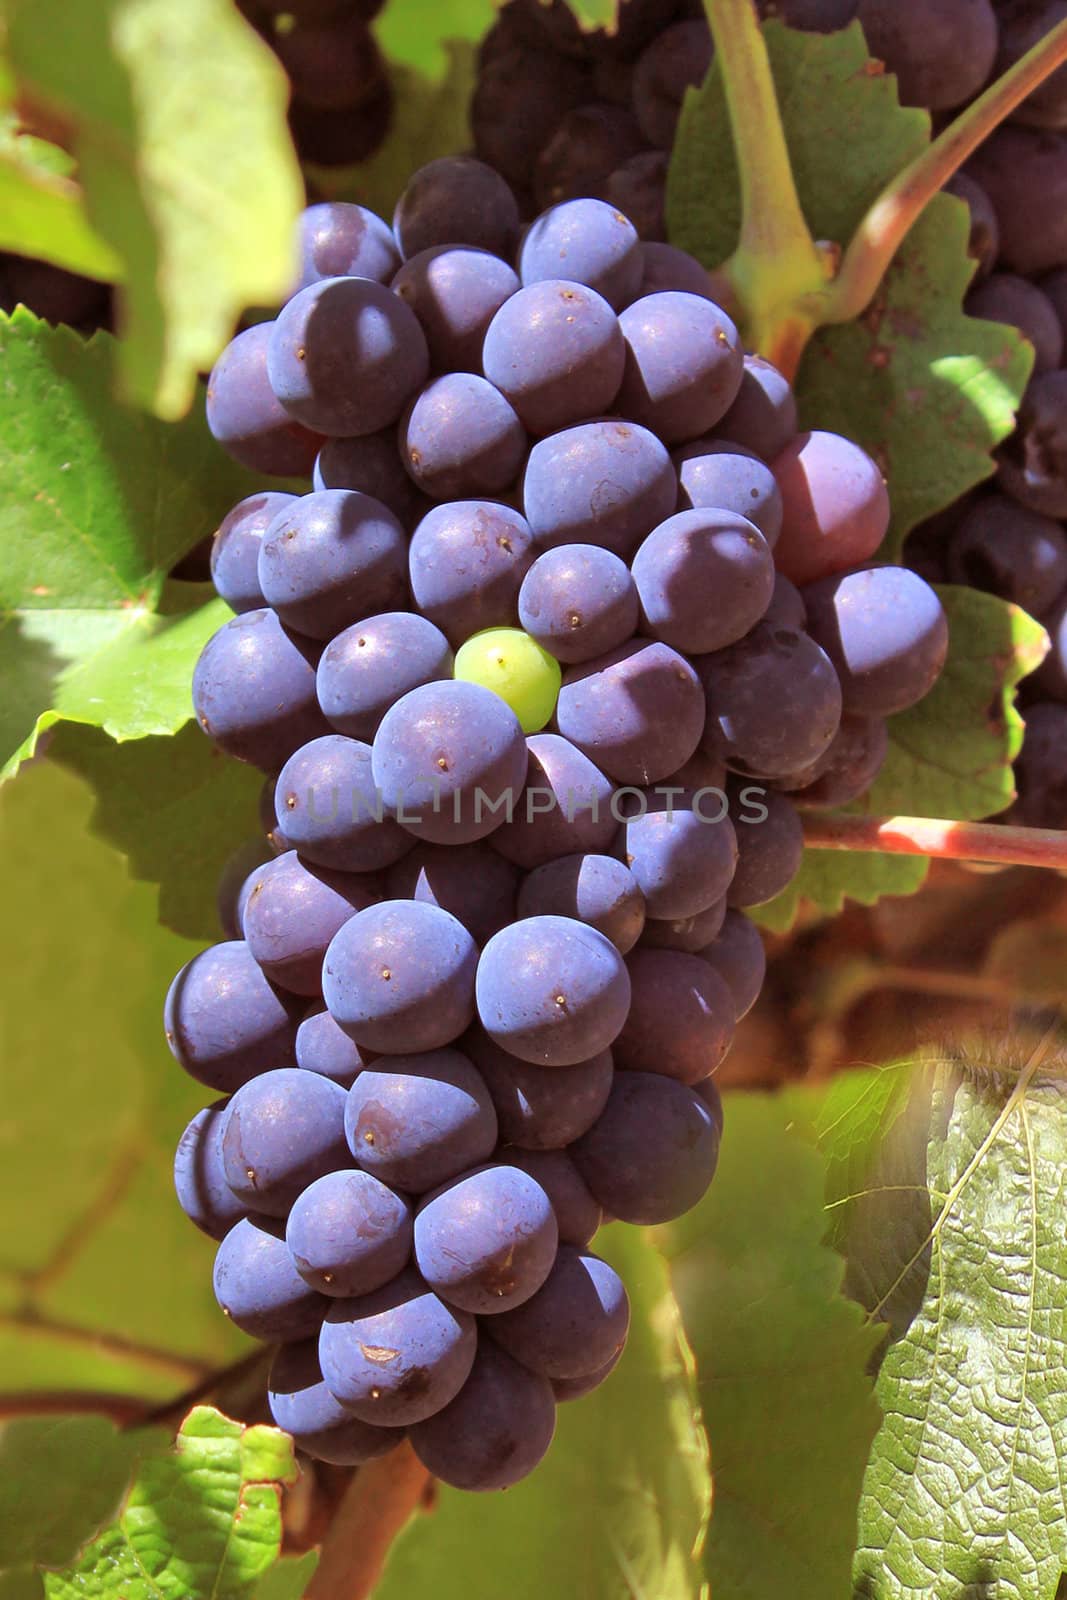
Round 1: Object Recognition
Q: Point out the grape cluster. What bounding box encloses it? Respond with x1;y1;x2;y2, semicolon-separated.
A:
238;0;394;167
169;155;947;1491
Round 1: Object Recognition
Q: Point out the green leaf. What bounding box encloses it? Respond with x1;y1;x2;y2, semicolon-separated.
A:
656;1089;882;1600
668;22;1029;554
251;1555;319;1600
375;1224;710;1600
44;1408;297;1600
864;587;1048;821
0;756;245;1400
0;311;260;781
308;42;477;223
0;1417;149;1596
48;722;262;941
375;0;494;79
751;850;929;934
4;0;303;417
753;585;1046;931
851;1050;1067;1599
0;124;120;282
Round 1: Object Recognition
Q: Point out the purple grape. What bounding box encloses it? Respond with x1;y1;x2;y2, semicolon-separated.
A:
967;273;1064;373
615;948;734;1082
728;787;805;907
533;104;648;212
674;439;784;546
599;151;669;242
482;280;625;436
772;430;891;586
715;354;799;462
414;1164;558;1314
393;157;521;261
572;1070;721;1224
1008;701;1067;826
632;20;713;149
193;609;329;771
293;201;399;292
211;492;296;614
1039;266;1067;345
272;13;384;111
617;791;737;920
400;375;526;500
522;420;676;557
945;173;1000;281
286;1169;412;1297
371;681;528;846
640;896;727;954
997;370;1067;516
638;240;713;299
787;714;889;809
324;901;479;1054
164;940;301;1093
763;573;807;628
319;1267;477;1425
555;640;705;784
854;0;997;111
174;1099;246;1241
1035;590;1067;697
257;489;407;641
517;853;645;954
632;509;775;653
343;1047;498;1192
312;432;429;529
242;850;380;995
476;915;631;1067
216;839;273;938
274;736;411;874
802;566;949;716
214;1217;327;1341
206;323;321;476
221;1067;349;1215
504;1148;602;1247
552;1346;622;1402
463;1026;614;1150
268;276;429;437
518;545;639;665
407;501;534;648
488;1244;629;1381
520;198;642;311
489;733;618;869
967;126;1067;277
392;245;519;373
616;291;743;445
297;1001;375;1087
268;1340;402;1465
699;908;766;1020
471;46;591;188
996;1;1067;130
385;842;520;947
700;623;843;777
758;0;858;25
410;1339;556;1491
287;84;394;169
316;613;453;742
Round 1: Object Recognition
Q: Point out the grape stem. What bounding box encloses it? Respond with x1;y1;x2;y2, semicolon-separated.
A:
304;1441;432;1600
803;813;1067;871
702;0;828;361
821;17;1067;327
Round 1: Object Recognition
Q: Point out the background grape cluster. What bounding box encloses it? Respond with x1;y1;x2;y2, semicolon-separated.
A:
166;149;948;1492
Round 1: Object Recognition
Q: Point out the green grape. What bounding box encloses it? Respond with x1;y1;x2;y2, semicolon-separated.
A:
453;628;562;733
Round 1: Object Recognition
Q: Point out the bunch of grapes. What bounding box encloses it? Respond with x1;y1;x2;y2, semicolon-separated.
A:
167;153;948;1491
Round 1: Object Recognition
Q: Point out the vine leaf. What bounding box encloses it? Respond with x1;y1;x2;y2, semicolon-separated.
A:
0;311;259;782
374;1225;710;1600
823;1047;1067;1599
3;0;303;418
43;1408;297;1600
656;1089;882;1600
375;0;494;80
0;758;245;1399
0;121;120;282
667;20;1030;557
754;586;1045;931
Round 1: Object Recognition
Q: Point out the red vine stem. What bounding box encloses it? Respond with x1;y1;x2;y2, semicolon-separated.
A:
821;18;1067;325
304;1441;431;1600
802;813;1067;870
